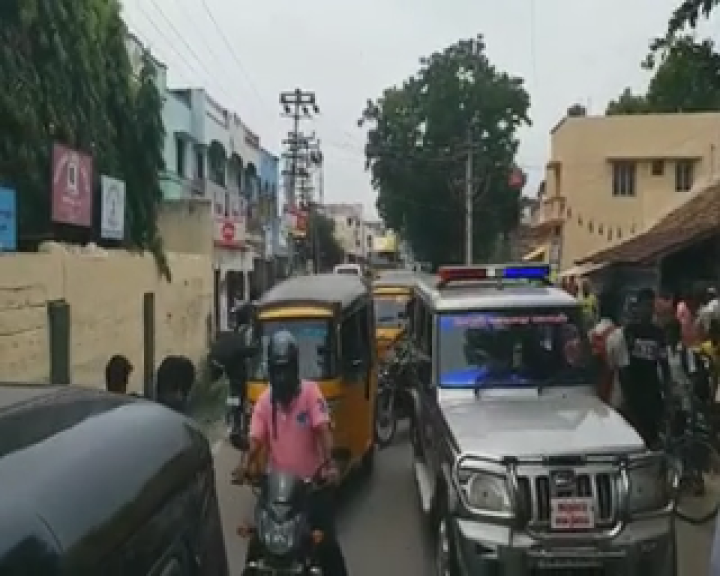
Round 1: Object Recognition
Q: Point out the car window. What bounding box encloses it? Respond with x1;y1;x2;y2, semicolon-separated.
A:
437;307;592;390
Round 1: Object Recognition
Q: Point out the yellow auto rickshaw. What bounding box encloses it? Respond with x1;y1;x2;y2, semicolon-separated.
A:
372;270;417;361
246;273;377;477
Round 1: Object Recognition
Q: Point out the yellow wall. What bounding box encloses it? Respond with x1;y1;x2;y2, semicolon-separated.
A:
539;112;720;269
0;246;213;392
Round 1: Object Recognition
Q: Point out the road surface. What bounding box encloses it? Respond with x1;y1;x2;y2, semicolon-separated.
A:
212;427;715;575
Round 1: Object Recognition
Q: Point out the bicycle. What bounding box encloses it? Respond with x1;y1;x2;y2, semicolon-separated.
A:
663;393;720;525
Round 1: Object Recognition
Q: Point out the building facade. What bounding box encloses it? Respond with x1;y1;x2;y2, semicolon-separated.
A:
324;203;365;260
529;112;720;270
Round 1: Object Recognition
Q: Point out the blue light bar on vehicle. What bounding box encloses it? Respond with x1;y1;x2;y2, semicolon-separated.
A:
437;264;550;285
502;264;551;279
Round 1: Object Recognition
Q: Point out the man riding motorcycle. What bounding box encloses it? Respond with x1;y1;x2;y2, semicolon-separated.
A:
235;330;349;576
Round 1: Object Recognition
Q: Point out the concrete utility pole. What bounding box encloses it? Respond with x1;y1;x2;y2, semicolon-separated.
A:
279;89;319;208
279;89;319;273
465;128;474;265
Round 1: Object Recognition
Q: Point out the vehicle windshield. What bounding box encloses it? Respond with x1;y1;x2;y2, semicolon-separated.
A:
249;319;335;380
374;295;409;328
437;307;593;390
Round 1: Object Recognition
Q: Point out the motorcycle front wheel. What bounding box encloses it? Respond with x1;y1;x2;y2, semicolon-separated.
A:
375;387;397;448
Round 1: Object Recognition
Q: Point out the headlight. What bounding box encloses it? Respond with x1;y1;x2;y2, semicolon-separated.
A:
257;509;299;556
458;469;512;514
627;460;674;514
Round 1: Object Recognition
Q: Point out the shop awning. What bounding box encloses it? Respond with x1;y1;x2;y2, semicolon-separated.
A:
559;262;608;278
522;245;548;262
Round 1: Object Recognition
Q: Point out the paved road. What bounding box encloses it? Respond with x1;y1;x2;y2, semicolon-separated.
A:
212;427;715;575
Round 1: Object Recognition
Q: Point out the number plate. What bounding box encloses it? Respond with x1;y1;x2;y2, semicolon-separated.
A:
550;497;595;530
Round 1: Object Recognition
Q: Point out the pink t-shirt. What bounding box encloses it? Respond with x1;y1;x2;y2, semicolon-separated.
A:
249;380;330;479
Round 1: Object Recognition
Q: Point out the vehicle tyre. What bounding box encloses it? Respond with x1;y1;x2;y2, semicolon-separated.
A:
374;388;397;448
360;444;375;477
669;435;720;525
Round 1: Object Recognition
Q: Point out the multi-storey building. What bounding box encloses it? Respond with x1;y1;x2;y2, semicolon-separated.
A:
527;112;720;270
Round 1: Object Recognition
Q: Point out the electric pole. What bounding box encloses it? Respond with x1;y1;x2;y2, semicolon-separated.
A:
465;128;473;265
279;89;319;208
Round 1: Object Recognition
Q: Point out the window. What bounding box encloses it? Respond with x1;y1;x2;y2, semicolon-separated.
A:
437;308;592;390
249;319;335;380
651;159;664;176
195;150;204;179
612;162;636;196
175;138;186;177
374;295;410;328
675;160;694;192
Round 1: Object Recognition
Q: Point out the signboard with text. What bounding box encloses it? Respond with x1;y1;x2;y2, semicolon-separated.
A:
51;143;93;226
100;175;126;240
0;187;17;251
214;197;246;249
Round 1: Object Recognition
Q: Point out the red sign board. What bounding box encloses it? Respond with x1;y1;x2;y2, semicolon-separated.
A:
51;143;93;226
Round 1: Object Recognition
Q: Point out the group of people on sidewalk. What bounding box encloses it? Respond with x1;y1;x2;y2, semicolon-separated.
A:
577;280;720;449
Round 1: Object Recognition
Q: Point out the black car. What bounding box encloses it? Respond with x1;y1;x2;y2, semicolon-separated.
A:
0;384;229;576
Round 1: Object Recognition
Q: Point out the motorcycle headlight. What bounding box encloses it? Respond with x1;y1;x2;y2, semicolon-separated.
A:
458;469;512;514
257;509;299;556
627;459;674;514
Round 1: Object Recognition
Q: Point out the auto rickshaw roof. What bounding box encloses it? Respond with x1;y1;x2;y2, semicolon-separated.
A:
0;384;211;571
259;273;369;311
373;269;420;289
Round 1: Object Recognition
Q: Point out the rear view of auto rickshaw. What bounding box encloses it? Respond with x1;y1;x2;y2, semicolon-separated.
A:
245;273;378;479
372;270;417;361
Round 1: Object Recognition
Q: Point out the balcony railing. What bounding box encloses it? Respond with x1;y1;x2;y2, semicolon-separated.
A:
530;195;565;229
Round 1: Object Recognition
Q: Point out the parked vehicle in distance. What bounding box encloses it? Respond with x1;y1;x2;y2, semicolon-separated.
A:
408;264;678;576
333;263;363;276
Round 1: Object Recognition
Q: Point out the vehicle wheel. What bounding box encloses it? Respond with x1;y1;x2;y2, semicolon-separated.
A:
360;444;375;477
435;513;460;576
670;435;720;525
374;389;397;448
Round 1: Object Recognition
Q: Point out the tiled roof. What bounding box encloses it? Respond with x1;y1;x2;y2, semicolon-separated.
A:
579;179;720;265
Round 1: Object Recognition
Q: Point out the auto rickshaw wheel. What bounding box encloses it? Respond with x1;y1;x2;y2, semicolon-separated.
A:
360;445;375;477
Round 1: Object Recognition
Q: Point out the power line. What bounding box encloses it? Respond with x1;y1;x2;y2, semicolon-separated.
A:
198;0;270;120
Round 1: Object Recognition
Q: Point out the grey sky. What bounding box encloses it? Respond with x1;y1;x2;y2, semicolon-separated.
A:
120;0;717;219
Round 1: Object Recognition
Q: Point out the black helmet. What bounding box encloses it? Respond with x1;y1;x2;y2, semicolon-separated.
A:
268;330;300;406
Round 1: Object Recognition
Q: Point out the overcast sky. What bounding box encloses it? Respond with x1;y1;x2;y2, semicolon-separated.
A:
120;0;718;220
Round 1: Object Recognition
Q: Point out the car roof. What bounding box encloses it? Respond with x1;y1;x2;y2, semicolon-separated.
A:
416;279;579;312
373;270;419;288
0;384;211;569
260;273;369;310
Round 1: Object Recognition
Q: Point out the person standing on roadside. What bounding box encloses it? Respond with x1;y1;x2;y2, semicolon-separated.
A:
607;288;670;448
105;355;133;394
589;290;621;407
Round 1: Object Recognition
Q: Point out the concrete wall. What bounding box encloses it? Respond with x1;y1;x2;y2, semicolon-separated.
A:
544;112;720;269
0;246;213;393
157;198;213;256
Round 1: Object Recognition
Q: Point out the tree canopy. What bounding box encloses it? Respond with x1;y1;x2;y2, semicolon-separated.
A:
666;0;718;37
606;37;720;115
359;35;530;267
0;0;167;273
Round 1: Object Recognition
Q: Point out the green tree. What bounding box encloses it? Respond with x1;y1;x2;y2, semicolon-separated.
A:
0;0;168;274
358;35;530;267
666;0;718;37
607;37;720;115
308;210;345;271
606;88;649;115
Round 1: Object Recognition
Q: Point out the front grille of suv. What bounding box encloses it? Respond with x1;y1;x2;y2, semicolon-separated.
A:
517;470;617;532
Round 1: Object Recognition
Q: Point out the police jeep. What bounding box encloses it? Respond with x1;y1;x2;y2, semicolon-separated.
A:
408;264;677;576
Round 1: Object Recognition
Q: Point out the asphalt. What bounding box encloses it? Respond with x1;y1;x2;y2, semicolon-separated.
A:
212;427;716;576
